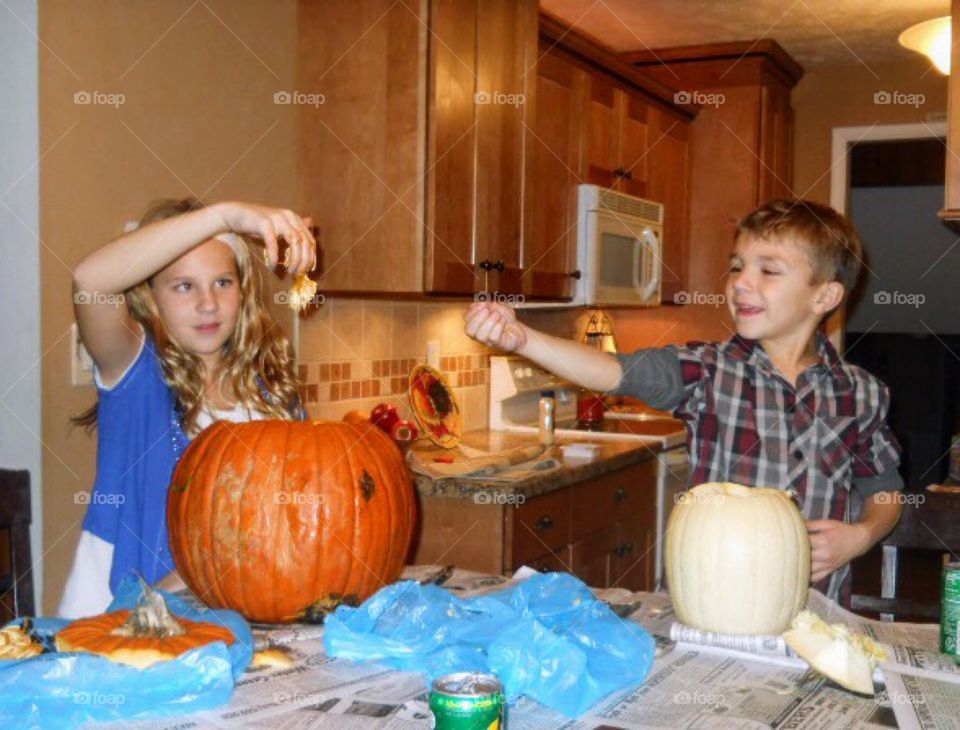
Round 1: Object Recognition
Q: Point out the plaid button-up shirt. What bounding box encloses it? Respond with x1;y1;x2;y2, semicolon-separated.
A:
615;332;902;604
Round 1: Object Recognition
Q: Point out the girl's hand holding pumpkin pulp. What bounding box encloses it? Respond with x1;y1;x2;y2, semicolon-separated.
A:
216;201;317;274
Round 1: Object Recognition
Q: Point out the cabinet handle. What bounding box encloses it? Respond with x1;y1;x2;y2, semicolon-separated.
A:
569;269;582;280
613;168;633;181
534;515;554;532
613;487;628;504
478;259;493;272
613;543;634;558
493;260;505;272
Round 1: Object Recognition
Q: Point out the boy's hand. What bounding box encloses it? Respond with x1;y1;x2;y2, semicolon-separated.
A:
215;202;317;274
806;519;872;582
464;302;527;352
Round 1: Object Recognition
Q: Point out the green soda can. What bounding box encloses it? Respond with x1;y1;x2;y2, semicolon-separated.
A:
429;672;506;729
941;562;960;660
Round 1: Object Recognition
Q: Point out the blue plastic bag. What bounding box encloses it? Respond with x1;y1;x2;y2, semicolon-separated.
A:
0;577;253;729
324;572;655;717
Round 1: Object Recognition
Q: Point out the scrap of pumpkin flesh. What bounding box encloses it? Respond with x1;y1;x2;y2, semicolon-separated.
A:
0;625;42;660
783;610;887;695
288;274;318;312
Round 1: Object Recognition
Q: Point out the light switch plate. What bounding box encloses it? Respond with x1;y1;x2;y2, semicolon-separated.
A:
71;322;94;386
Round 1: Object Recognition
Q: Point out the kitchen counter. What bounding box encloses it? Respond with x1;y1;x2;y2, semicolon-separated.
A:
410;428;663;500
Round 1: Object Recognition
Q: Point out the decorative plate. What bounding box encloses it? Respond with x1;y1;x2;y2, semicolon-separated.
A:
408;365;462;449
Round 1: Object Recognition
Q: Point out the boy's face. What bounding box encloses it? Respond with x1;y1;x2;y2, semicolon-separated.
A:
151;239;241;361
724;234;842;344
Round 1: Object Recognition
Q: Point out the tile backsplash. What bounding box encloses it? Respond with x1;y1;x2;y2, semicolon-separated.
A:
296;299;493;430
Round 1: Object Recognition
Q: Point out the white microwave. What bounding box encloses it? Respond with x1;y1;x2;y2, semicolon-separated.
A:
520;184;663;308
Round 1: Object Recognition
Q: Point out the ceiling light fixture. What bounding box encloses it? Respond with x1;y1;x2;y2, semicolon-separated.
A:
898;16;951;75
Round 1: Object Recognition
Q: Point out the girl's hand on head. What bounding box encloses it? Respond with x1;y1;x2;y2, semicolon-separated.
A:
464;301;527;352
215;202;317;274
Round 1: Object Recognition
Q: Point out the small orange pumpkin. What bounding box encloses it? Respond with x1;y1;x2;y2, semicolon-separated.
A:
55;584;234;669
167;420;417;623
342;410;369;425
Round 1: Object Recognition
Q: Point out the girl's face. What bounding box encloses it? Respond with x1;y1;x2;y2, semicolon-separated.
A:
151;239;241;362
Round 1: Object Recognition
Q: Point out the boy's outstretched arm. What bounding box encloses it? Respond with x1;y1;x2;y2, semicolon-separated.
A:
464;302;623;392
807;492;903;583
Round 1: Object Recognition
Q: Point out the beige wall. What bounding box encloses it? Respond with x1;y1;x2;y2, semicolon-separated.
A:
39;0;298;613
793;56;948;205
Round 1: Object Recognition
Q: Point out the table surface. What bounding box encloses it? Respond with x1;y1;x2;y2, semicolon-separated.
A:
111;566;958;730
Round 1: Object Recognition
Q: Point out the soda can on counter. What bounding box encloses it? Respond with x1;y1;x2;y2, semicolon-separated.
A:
429;672;506;729
941;562;960;660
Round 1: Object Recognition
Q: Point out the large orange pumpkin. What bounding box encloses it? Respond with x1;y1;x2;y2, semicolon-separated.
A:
167;420;417;623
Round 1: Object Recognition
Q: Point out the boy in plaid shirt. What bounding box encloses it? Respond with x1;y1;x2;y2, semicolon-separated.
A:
465;199;903;605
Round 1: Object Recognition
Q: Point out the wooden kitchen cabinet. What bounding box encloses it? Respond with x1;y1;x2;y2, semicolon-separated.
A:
299;0;537;297
412;456;660;592
521;46;582;300
425;0;538;296
625;41;803;296
300;5;695;299
582;75;651;197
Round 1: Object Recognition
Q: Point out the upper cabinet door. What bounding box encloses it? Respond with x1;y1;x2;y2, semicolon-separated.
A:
299;0;426;294
646;105;691;303
425;0;481;295
757;81;794;203
617;90;650;198
522;48;582;300
425;0;537;296
583;74;620;189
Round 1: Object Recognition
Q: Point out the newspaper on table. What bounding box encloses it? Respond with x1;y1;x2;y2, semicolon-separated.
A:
884;669;960;730
119;566;960;729
662;589;960;684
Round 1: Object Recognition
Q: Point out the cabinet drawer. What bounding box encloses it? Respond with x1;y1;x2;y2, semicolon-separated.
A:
570;525;618;589
571;459;657;541
519;546;571;574
511;489;571;567
611;512;657;592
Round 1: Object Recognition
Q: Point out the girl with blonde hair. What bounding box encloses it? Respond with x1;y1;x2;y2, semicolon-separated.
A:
61;198;316;617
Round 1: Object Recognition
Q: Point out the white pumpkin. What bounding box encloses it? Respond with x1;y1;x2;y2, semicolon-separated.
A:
665;482;811;635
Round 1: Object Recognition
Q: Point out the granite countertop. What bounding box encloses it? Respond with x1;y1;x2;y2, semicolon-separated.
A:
411;428;664;500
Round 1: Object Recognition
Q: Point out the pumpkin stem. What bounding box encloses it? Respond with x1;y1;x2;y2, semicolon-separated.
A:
111;577;186;639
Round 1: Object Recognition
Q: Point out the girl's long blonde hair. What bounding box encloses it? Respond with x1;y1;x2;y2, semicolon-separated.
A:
74;198;302;434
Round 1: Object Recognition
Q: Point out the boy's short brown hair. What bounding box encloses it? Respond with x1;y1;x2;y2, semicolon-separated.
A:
736;199;863;296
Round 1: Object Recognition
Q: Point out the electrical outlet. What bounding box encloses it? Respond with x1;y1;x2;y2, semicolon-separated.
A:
70;322;95;386
426;339;440;370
